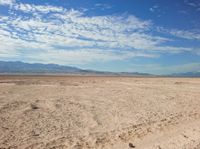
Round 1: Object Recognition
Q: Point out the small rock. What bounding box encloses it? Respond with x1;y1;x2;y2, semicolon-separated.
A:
32;130;40;136
31;104;39;110
129;143;135;148
157;145;162;149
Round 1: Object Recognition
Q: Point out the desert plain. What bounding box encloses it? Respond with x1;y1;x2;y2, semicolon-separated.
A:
0;75;200;149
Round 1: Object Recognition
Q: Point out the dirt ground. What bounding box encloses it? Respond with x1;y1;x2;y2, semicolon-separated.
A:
0;75;200;149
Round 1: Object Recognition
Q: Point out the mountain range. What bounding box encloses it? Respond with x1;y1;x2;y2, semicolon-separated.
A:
0;61;200;77
0;61;151;76
169;72;200;77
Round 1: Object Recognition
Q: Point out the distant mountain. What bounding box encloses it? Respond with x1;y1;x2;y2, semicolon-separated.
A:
170;71;200;77
0;61;152;76
0;61;82;74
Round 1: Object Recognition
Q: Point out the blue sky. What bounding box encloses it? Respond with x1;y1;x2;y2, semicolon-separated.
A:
0;0;200;74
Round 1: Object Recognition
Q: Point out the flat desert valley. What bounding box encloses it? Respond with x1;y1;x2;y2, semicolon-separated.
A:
0;75;200;149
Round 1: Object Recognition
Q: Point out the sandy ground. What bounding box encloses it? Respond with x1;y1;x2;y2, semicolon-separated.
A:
0;76;200;149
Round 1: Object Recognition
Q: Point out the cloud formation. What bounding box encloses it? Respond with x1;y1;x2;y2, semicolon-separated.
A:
158;27;200;40
149;5;159;12
184;0;200;12
95;3;112;10
0;0;199;65
0;0;15;6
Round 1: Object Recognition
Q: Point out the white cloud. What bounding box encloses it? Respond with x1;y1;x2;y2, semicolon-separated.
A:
95;3;112;10
14;3;65;13
149;5;159;12
0;1;199;65
184;0;200;12
157;27;200;40
169;30;200;40
0;0;15;6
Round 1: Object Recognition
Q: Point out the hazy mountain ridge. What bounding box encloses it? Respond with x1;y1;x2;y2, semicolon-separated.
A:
0;61;151;76
1;61;199;76
0;61;81;73
170;71;200;77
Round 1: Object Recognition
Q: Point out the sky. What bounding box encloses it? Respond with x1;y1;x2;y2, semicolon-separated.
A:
0;0;200;74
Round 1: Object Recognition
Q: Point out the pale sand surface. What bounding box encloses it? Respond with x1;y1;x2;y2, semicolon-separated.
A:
0;76;200;149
